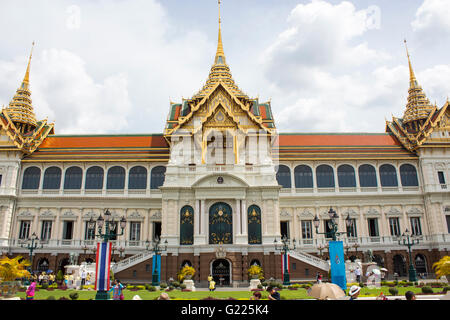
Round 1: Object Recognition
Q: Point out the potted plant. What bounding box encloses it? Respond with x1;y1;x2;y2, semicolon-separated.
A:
178;265;196;282
247;265;263;280
0;256;31;299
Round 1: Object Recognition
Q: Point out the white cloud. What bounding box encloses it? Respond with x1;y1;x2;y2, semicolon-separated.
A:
412;0;450;34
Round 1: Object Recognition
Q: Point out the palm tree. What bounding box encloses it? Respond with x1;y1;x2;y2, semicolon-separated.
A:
432;256;450;279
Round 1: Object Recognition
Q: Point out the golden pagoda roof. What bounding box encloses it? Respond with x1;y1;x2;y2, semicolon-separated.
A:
402;40;434;123
192;1;248;99
4;42;38;129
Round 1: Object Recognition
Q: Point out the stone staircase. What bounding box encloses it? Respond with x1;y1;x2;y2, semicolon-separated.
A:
112;249;330;274
290;250;330;272
112;250;154;274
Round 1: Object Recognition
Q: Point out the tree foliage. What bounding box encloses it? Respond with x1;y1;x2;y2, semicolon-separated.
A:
0;256;31;281
433;256;450;279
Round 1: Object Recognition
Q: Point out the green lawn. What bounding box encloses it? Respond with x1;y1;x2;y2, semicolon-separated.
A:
14;286;445;300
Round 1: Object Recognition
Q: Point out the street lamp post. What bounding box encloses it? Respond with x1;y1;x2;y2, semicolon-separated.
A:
353;242;360;259
274;235;296;285
146;237;168;286
89;209;127;300
313;207;352;241
398;228;419;282
21;232;43;273
317;243;327;259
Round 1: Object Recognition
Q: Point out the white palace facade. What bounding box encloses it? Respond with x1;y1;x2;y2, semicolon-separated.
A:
0;14;449;285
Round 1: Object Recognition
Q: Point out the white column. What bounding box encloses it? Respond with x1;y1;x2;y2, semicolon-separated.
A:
235;199;241;235
242;200;248;235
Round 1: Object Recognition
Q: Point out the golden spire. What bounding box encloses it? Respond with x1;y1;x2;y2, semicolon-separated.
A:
192;0;247;99
402;40;434;124
23;41;35;85
404;40;417;88
215;0;225;65
4;42;38;132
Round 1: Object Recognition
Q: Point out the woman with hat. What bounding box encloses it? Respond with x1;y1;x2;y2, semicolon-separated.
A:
348;285;361;300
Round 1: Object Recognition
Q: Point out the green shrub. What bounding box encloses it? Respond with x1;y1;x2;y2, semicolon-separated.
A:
421;286;433;294
393;280;398;285
159;282;168;289
359;282;365;288
69;292;79;300
147;285;156;292
41;283;49;289
172;281;180;288
47;296;56;300
127;285;135;290
261;281;268;287
179;284;187;290
257;284;263;289
443;286;450;293
135;285;145;290
388;287;399;296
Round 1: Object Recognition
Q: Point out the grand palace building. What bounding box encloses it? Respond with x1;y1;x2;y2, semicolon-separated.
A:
0;10;449;286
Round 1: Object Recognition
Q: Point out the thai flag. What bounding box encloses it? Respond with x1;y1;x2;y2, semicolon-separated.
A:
281;253;290;274
95;242;112;291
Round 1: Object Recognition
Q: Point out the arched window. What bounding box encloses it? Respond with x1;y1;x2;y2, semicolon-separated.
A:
316;165;335;188
128;166;147;189
85;166;104;189
107;166;125;189
22;167;41;189
379;164;398;187
400;164;419;187
180;206;194;245
337;165;356;187
276;165;291;188
43;167;62;189
294;165;313;188
414;254;427;274
250;259;261;267
248;205;262;245
393;254;407;277
64;166;82;189
150;166;166;189
358;164;377;187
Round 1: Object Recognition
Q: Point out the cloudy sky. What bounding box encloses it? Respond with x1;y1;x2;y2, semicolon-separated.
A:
0;0;449;134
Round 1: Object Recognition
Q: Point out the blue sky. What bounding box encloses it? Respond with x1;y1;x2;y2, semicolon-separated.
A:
0;0;449;134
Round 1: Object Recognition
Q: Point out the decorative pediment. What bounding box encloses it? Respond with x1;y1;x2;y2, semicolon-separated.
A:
343;208;359;218
364;207;380;217
18;210;34;218
406;207;423;216
150;211;162;221
128;211;144;221
280;209;292;219
82;211;98;220
39;210;56;220
298;208;314;219
62;210;78;220
192;173;249;188
385;207;402;217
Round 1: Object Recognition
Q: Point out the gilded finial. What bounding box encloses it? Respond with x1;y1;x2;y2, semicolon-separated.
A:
404;39;417;86
24;41;35;84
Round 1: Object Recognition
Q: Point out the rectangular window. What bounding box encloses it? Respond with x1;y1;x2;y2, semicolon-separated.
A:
438;171;446;184
410;217;422;236
62;221;73;240
346;218;357;238
324;220;332;239
389;217;401;236
0;174;2;186
301;220;312;239
40;220;52;241
19;221;31;240
153;222;161;240
446;216;450;234
280;221;289;239
129;222;141;241
84;221;96;240
368;218;379;237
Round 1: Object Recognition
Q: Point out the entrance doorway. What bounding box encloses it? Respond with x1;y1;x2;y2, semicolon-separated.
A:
212;259;231;286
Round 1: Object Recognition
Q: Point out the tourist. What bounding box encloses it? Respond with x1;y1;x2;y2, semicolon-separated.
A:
38;272;44;285
109;279;125;300
209;279;216;291
267;286;280;300
354;267;361;283
43;272;49;284
48;273;54;285
316;272;322;284
64;273;69;287
86;273;91;285
348;285;361;300
405;291;416;300
80;269;87;286
26;281;36;300
250;291;262;300
157;292;170;300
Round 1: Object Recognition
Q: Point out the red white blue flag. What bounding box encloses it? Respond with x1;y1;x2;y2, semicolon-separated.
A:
95;242;112;291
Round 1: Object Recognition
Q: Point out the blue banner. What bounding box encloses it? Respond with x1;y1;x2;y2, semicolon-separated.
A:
152;254;161;283
328;241;347;291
